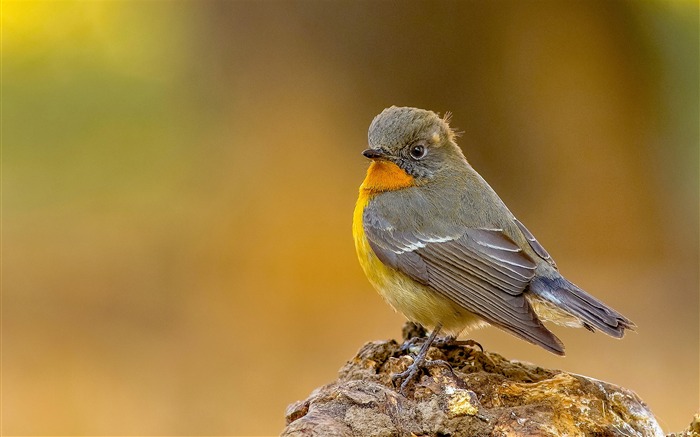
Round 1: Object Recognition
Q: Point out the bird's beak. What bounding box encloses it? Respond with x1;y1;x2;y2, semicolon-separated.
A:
362;148;386;159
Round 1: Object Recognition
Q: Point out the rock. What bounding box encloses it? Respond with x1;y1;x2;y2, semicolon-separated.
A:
283;323;664;437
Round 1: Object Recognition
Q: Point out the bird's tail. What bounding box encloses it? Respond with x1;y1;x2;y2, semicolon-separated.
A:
529;274;636;338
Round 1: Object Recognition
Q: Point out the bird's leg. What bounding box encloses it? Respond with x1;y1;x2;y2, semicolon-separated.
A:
392;323;449;395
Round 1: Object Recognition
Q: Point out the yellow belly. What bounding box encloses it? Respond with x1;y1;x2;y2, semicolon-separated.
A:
353;191;486;336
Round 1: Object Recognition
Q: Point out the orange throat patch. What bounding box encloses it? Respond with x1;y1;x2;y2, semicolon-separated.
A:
360;160;415;194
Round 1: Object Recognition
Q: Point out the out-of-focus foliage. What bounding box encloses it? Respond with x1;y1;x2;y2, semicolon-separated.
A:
3;1;698;435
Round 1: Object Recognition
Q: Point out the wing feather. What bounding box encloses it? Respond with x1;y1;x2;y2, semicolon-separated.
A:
426;238;529;293
513;218;556;267
363;208;564;354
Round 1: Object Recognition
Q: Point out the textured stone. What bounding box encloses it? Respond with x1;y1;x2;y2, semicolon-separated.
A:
283;324;665;437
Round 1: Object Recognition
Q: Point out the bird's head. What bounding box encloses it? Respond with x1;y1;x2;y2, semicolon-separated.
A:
364;106;465;181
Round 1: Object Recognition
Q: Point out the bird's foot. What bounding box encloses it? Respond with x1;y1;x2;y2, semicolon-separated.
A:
393;323;465;396
392;356;456;395
433;336;484;352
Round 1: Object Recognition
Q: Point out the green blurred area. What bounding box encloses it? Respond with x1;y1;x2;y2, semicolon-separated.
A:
3;1;698;435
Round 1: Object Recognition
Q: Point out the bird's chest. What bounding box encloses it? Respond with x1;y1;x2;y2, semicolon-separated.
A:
352;192;479;334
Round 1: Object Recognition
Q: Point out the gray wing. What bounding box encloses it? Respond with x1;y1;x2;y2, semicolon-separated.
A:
364;209;564;355
514;218;556;267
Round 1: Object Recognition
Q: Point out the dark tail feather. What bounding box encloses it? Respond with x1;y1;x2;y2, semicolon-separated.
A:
489;309;566;356
530;275;636;338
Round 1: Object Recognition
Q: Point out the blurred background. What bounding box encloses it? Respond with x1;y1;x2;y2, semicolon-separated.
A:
3;1;698;435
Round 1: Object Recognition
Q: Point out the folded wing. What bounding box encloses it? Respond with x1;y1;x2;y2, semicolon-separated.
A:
364;211;565;355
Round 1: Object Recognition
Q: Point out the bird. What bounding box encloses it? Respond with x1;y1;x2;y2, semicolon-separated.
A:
352;106;635;389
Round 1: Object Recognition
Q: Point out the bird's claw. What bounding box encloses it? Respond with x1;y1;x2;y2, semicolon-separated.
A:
392;359;423;395
433;336;484;352
392;357;459;395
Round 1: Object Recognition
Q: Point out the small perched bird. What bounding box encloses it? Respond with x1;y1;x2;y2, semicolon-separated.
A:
353;106;634;368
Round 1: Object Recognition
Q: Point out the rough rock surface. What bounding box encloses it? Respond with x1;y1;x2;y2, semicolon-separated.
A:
283;323;665;437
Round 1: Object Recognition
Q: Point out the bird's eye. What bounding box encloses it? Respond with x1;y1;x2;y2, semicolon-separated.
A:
409;144;427;160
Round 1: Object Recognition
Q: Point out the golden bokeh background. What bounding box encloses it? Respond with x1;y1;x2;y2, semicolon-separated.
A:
3;1;698;435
